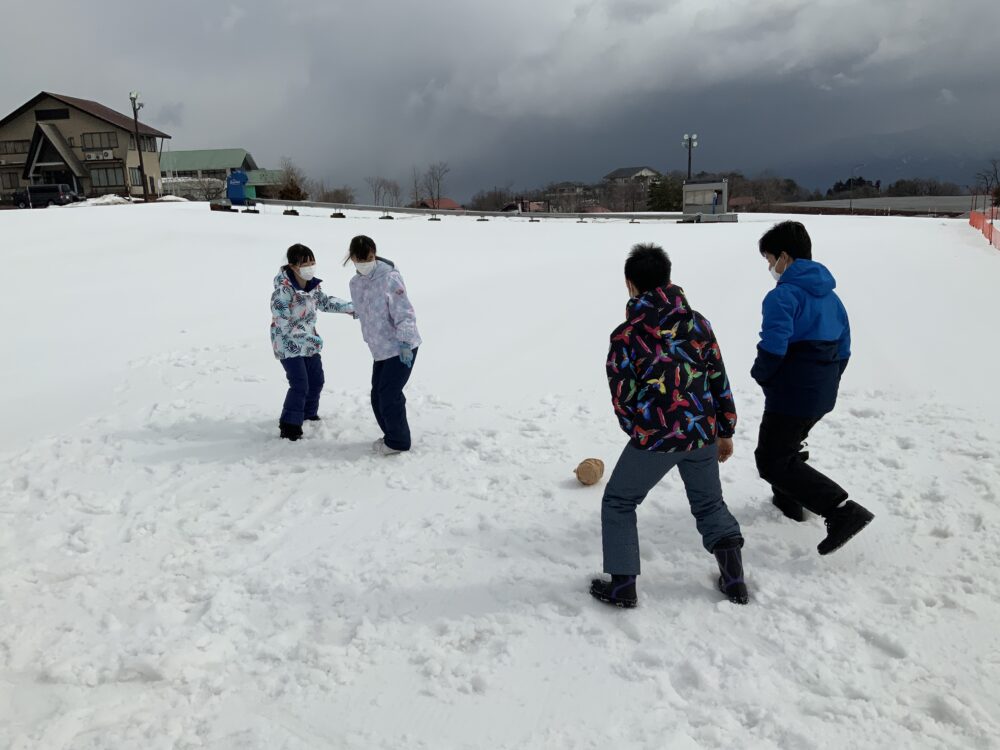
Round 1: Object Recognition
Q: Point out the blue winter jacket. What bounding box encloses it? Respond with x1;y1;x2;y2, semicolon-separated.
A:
751;260;850;418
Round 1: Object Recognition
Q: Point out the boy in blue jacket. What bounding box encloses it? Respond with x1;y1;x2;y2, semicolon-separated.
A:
752;221;873;554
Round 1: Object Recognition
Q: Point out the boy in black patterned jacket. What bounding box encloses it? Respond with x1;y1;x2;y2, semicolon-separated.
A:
590;244;748;609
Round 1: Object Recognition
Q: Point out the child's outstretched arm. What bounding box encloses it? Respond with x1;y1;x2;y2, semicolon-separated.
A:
315;288;354;315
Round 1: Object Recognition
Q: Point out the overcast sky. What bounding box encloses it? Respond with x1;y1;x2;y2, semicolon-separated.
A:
2;0;996;198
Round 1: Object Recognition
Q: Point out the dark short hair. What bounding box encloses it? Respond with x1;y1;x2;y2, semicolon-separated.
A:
286;243;315;266
624;243;672;293
758;221;812;260
344;235;377;265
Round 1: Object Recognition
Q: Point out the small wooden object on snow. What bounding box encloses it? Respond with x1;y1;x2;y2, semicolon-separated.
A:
574;458;605;486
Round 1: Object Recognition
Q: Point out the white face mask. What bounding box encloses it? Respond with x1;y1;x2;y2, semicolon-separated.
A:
297;265;316;281
355;260;376;276
769;255;786;281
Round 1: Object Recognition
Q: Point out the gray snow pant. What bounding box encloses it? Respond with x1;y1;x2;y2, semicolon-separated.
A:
601;442;742;575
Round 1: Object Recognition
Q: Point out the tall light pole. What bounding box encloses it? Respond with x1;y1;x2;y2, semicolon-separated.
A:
682;133;698;180
129;91;149;202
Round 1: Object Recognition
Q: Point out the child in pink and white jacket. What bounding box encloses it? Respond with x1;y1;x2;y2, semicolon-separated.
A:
346;235;421;455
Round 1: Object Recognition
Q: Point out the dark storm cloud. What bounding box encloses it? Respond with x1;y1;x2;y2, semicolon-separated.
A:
1;0;995;198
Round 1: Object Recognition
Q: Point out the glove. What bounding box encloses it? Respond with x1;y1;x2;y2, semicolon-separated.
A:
399;345;414;369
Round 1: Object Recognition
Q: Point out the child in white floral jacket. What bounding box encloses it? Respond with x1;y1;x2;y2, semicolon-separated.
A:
271;243;354;441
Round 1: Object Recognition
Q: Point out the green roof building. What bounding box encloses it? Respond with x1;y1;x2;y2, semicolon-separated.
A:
160;148;259;180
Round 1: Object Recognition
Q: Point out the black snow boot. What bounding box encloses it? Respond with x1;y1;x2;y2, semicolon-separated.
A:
304;415;321;421
279;421;303;441
713;537;749;605
817;501;874;555
590;575;637;609
772;490;806;522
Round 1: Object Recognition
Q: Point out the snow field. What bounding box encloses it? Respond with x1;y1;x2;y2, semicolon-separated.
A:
1;203;998;748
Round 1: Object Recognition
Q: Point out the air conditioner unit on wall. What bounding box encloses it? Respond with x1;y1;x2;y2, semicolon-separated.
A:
0;159;6;166
85;152;97;161
102;150;114;160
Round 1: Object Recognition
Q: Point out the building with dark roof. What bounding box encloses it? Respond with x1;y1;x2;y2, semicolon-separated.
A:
412;197;462;210
603;166;662;184
0;92;171;200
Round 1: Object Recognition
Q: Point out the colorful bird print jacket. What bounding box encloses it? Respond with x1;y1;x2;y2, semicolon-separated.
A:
270;268;354;360
607;284;737;453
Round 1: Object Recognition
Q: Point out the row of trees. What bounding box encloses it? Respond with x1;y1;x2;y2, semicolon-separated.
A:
269;156;997;212
276;159;453;208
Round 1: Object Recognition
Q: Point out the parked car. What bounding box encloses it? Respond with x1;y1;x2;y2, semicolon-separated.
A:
11;184;80;208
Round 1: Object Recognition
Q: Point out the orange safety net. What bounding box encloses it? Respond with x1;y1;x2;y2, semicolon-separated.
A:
969;209;999;249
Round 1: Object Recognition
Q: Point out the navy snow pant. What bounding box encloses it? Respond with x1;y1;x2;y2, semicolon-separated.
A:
371;348;417;451
280;354;324;425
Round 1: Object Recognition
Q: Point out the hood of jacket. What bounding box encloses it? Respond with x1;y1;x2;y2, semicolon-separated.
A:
626;283;692;326
776;259;836;297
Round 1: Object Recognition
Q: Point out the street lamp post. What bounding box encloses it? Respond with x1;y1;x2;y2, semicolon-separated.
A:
682;133;698;180
129;91;149;202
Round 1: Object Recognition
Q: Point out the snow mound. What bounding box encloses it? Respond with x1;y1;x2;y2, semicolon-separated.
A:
63;194;134;208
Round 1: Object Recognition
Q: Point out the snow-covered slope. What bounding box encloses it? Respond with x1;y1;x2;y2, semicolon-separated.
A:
1;204;998;749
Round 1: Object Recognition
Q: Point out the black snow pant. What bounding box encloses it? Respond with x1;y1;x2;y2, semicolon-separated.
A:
754;411;848;517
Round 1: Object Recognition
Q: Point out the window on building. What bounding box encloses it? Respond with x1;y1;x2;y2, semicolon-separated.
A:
129;135;157;152
90;167;125;187
176;170;198;178
0;140;30;155
35;108;70;121
129;167;142;185
202;170;226;179
82;132;120;150
1;172;19;189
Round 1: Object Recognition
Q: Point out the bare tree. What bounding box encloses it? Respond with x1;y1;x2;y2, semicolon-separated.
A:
365;176;388;206
327;186;356;204
279;157;308;201
468;184;514;212
313;179;356;204
975;167;995;211
622;181;645;212
422;162;450;208
988;159;1000;208
410;166;424;206
384;179;402;207
193;178;225;202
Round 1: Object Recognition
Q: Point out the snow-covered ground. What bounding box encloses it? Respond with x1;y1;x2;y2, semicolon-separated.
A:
1;203;998;749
